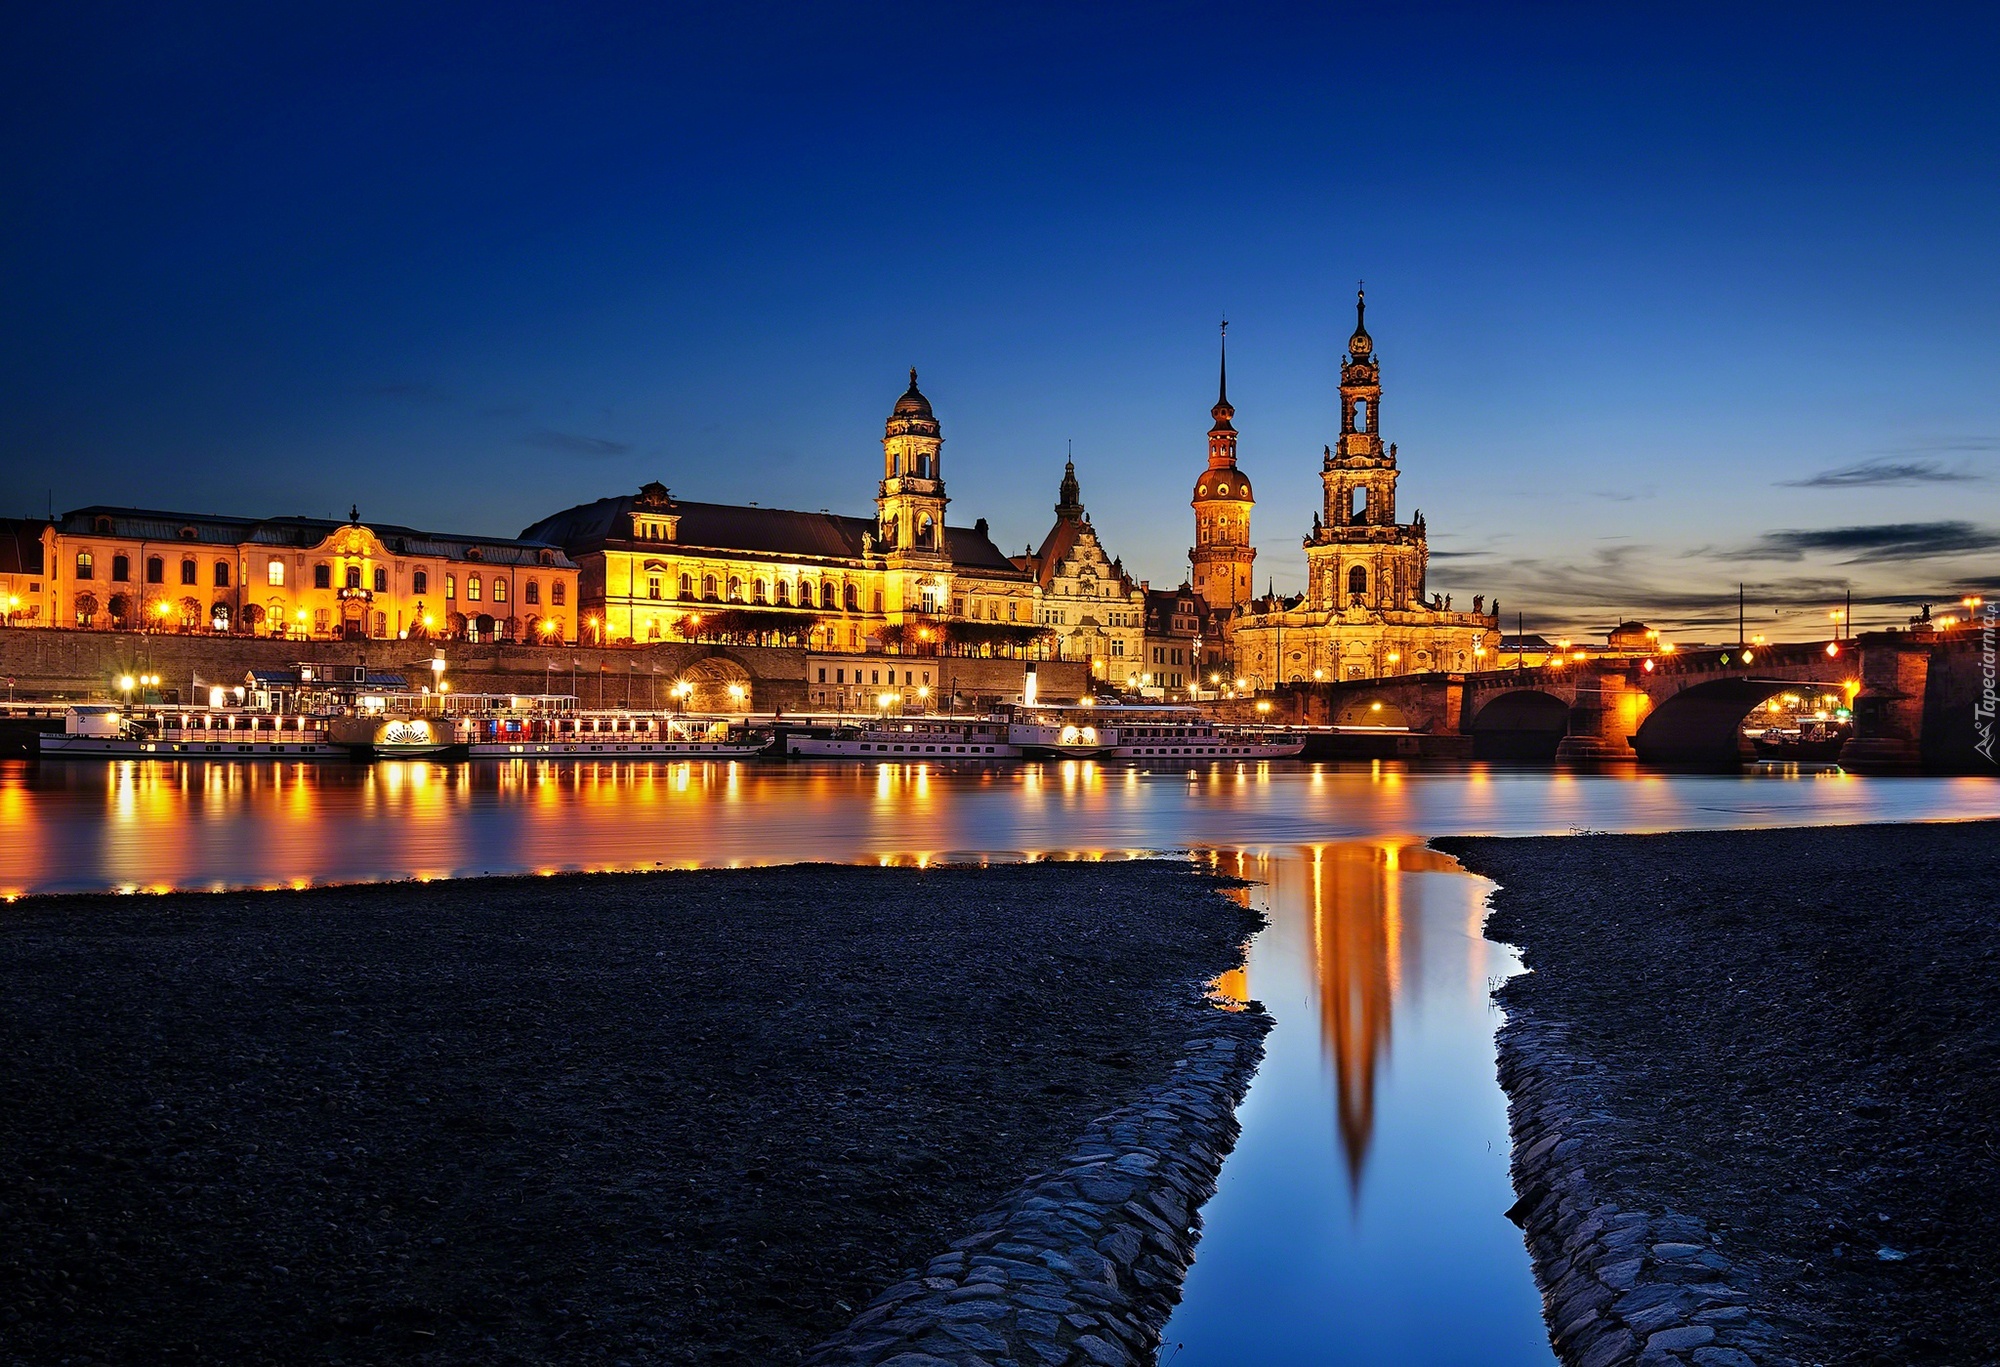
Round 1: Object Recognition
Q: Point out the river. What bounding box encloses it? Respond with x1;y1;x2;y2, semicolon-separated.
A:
5;757;1995;1364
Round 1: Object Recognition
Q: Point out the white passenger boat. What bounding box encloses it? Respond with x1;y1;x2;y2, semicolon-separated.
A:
1010;703;1305;761
455;702;766;760
784;716;1019;759
39;704;343;758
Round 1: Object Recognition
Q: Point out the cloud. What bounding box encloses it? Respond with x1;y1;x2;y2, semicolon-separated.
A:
1780;458;1981;488
1729;522;2000;564
524;428;632;457
1590;485;1658;502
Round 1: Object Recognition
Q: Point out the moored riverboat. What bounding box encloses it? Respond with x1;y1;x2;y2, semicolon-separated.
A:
784;716;1019;760
39;703;343;758
1011;703;1305;761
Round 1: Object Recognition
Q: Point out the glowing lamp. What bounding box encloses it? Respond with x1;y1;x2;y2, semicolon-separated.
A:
1825;642;1839;657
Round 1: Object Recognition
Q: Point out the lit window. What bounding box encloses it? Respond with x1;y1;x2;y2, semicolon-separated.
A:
75;551;94;580
268;559;285;586
492;578;505;604
467;576;481;602
444;573;455;599
648;576;662;600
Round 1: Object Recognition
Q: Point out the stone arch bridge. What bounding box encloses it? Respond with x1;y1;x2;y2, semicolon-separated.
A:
1256;634;1978;771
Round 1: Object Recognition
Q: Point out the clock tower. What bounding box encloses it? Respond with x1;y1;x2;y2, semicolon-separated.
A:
1189;325;1256;614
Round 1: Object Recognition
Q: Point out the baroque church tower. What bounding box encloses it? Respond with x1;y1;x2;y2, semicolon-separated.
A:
1189;325;1256;613
1305;289;1425;614
877;369;949;565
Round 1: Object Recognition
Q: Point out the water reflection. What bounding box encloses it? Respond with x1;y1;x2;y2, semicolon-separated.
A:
1163;844;1550;1364
2;757;1997;896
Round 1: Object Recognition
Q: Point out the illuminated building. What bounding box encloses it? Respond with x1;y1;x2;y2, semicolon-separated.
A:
39;506;577;642
1138;584;1202;695
524;371;1034;650
1230;292;1500;685
0;519;47;627
1013;459;1145;679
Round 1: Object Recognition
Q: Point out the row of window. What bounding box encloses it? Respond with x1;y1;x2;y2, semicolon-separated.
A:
72;552;234;588
816;666;933;687
68;551;567;607
646;572;867;612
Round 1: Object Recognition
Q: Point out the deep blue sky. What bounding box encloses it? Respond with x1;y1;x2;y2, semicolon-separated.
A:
5;3;1996;637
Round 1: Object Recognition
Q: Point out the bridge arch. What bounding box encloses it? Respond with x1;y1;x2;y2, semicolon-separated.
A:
1468;688;1571;763
1631;677;1807;768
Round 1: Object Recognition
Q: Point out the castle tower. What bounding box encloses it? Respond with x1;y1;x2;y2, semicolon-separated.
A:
1307;290;1426;614
877;368;949;562
1189;325;1256;612
1055;458;1083;520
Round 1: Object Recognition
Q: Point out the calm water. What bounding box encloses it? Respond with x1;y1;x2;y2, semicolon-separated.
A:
4;757;1996;1363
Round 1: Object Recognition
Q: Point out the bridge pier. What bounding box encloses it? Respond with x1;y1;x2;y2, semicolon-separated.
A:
1840;634;1931;773
1553;673;1643;764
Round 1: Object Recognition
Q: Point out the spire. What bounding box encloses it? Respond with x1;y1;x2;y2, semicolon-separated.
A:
1348;283;1373;359
1217;318;1229;408
1057;455;1083;518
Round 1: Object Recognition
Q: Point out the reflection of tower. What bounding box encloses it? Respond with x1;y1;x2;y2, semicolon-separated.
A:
1189;323;1255;613
1311;844;1399;1193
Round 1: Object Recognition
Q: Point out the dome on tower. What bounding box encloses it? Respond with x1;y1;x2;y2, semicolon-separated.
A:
1193;469;1254;504
885;367;941;439
1348;288;1373;358
893;368;933;418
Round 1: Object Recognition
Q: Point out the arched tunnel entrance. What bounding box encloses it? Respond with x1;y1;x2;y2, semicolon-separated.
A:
1469;690;1571;763
1631;678;1818;768
676;654;755;713
1333;696;1412;728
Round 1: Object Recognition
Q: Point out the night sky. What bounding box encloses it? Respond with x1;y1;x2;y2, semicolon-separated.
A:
4;3;1996;638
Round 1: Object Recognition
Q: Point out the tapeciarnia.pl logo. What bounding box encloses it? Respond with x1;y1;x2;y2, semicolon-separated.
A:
1977;602;1997;764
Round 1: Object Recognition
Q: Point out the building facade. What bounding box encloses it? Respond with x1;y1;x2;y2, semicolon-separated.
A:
0;519;48;627
523;372;1036;651
1013;460;1145;682
1137;584;1203;696
1230;293;1500;685
37;507;577;642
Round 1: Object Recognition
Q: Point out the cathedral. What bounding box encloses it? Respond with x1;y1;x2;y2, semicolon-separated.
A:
1221;293;1500;684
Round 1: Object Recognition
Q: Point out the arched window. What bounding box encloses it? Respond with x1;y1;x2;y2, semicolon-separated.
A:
344;565;361;590
75;551;94;580
268;559;285;586
213;561;230;588
775;580;790;605
844;583;859;611
702;574;718;601
679;572;692;597
492;578;506;604
314;564;331;589
466;575;481;602
1348;565;1368;598
821;583;836;609
753;580;767;604
179;558;196;585
112;554;130;582
727;577;742;602
551;582;565;606
525;580;540;605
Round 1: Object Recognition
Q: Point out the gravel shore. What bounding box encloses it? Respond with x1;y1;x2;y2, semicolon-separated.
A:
0;861;1263;1366
1440;820;2000;1367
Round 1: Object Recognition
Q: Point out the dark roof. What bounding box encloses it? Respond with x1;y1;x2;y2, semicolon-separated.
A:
522;494;1027;578
0;518;47;576
56;506;574;568
1500;634;1554;651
